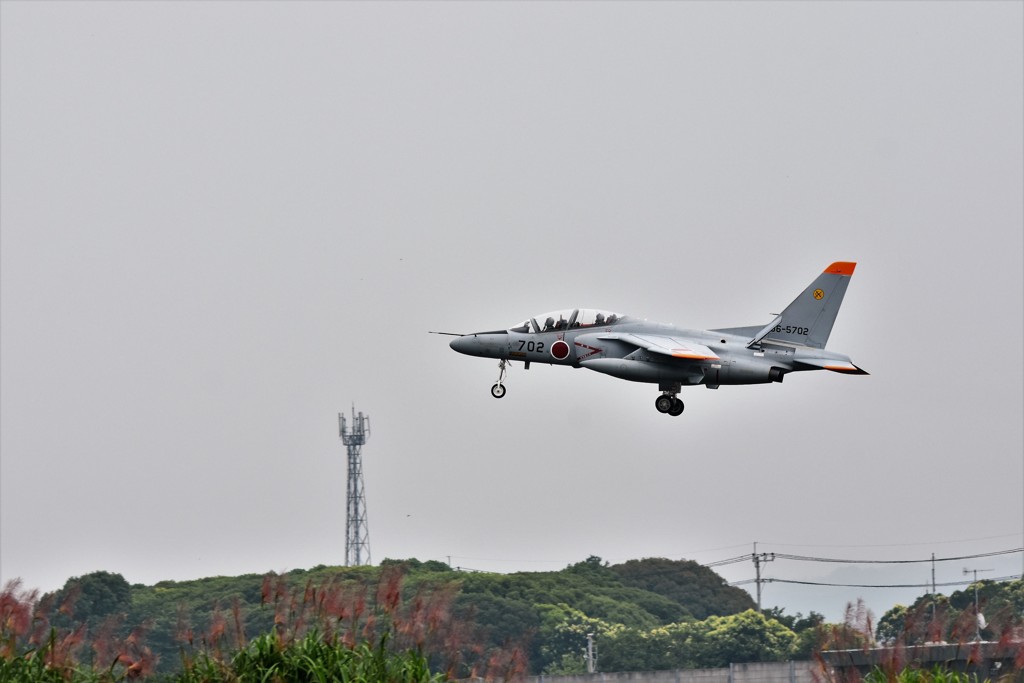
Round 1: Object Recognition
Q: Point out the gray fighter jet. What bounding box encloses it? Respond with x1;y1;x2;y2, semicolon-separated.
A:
440;262;867;416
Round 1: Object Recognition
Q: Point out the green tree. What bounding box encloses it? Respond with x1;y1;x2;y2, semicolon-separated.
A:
791;624;827;660
536;603;612;674
600;622;696;672
598;625;651;672
597;611;798;672
611;558;755;619
793;611;825;633
762;607;824;633
763;609;825;659
544;652;588;675
697;610;796;667
948;579;1023;642
51;571;132;624
876;604;908;644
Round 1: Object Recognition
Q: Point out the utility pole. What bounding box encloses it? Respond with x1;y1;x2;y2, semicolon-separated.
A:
931;553;937;623
585;633;596;674
962;567;993;641
339;406;371;567
753;542;775;610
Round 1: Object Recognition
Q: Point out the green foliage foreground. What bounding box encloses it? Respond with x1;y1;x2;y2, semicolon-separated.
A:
179;631;444;683
0;629;444;683
1;570;524;682
863;666;989;683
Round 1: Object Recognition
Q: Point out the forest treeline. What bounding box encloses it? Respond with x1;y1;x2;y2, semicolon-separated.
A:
4;556;1023;679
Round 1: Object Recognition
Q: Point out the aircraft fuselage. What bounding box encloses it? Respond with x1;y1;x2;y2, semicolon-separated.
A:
442;263;866;415
449;320;856;388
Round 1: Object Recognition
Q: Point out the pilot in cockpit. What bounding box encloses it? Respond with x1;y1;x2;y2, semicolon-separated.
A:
595;312;605;325
544;317;555;332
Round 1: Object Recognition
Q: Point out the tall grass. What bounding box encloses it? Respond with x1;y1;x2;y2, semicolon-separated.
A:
2;569;526;682
175;631;442;683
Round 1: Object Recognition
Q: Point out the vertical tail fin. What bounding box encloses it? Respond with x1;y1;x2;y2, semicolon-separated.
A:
764;262;856;349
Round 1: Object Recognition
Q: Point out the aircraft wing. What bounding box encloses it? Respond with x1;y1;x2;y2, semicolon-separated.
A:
598;333;720;361
794;357;869;374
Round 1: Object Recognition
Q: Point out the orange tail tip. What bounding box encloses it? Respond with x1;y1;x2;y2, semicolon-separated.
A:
824;261;856;276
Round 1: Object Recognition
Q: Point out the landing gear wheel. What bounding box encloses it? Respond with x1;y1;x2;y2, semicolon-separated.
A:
489;359;509;398
655;395;674;413
668;398;684;416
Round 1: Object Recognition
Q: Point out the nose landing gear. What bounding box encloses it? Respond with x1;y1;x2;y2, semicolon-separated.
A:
490;359;508;399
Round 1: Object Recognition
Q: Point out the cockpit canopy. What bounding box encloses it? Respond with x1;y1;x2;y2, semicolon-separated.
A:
508;308;624;334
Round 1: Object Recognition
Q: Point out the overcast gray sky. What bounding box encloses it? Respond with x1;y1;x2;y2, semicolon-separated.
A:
2;1;1022;623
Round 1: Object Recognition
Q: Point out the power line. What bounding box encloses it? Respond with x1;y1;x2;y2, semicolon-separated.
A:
704;547;1022;568
713;547;1023;596
430;538;1024;570
770;548;1022;565
756;575;1020;590
704;555;751;568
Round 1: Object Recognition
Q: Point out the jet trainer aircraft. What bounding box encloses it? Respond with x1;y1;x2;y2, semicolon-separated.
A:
438;262;867;416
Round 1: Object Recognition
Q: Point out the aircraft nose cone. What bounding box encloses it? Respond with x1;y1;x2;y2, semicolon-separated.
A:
449;332;505;359
449;335;473;355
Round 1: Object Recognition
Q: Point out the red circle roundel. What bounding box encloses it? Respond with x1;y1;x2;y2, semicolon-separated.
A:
551;340;570;360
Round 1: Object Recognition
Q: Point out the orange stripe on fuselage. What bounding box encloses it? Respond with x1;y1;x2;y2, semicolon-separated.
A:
824;262;856;276
672;351;720;360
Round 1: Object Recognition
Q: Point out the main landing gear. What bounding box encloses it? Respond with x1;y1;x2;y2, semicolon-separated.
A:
491;359;508;399
655;383;684;416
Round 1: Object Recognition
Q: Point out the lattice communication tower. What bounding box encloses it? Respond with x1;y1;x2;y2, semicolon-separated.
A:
339;406;371;566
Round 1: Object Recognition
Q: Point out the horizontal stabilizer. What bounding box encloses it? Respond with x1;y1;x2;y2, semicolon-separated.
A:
795;357;869;374
747;315;783;348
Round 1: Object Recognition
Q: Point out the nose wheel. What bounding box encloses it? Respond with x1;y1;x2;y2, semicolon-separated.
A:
655;393;684;416
491;359;508;399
